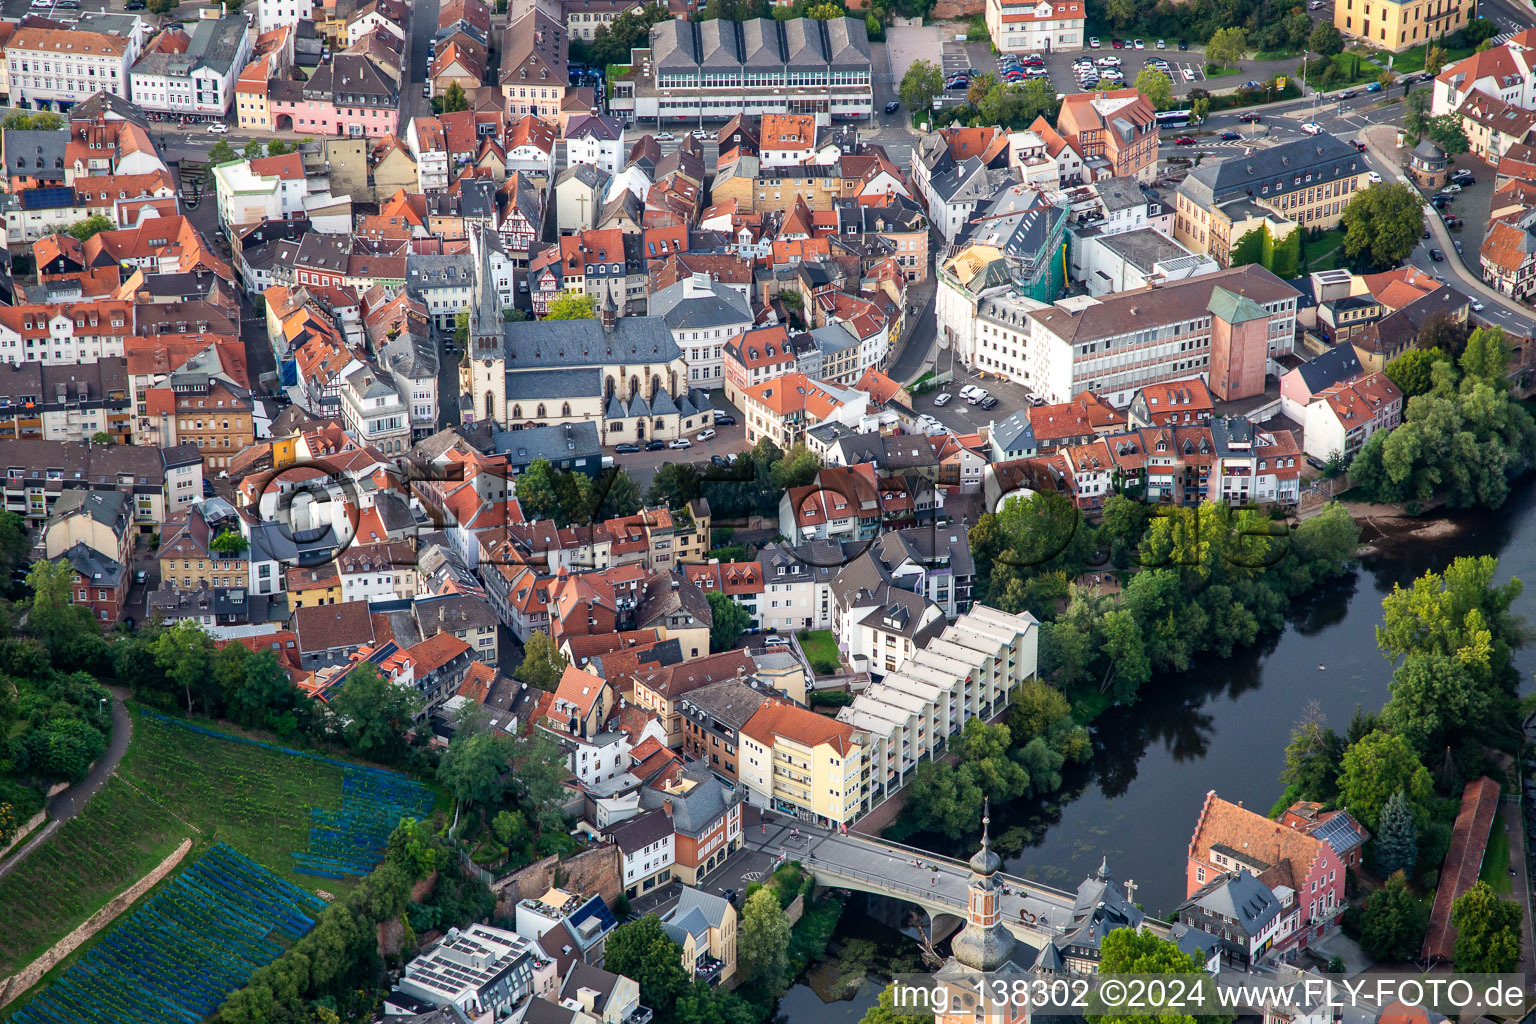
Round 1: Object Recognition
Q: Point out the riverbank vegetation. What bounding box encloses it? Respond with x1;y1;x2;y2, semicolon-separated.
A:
1282;554;1527;970
1352;327;1536;510
896;497;1359;843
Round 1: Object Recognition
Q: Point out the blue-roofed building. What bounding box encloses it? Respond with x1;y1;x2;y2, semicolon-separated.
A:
1175;868;1288;969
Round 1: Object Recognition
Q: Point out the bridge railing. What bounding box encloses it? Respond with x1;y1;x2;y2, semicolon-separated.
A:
808;860;966;907
783;828;1077;901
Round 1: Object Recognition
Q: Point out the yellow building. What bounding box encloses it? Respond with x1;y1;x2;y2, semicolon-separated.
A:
1334;0;1471;51
1174;134;1369;266
157;504;248;591
739;701;868;827
285;564;343;608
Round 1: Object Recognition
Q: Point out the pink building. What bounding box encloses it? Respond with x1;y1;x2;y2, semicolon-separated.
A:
266;55;398;138
1187;790;1347;954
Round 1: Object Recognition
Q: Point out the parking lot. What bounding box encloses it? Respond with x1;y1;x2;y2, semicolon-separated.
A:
919;362;1040;437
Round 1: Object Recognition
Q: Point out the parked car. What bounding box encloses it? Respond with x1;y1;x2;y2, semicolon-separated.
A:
1095;55;1121;66
1430;194;1452;208
669;437;692;449
1133;38;1145;48
1112;38;1125;47
763;636;789;647
1174;135;1197;145
1443;215;1462;228
934;392;953;406
1156;38;1167;47
696;428;717;442
967;389;990;405
1307;0;1323;7
135;570;148;584
1452;169;1475;183
711;454;730;467
614;443;641;454
1182;67;1196;81
691;128;711;139
1238;112;1261;122
1429;248;1444;262
645;440;667;451
1027;394;1045;407
1306;456;1326;470
1453;240;1463;254
208;123;229;133
713;413;736;426
979;396;999;410
1441;183;1462;194
1178;40;1189;49
885;100;900;114
1088;36;1101;47
1366;171;1382;182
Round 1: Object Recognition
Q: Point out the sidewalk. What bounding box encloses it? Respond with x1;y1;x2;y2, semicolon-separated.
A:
1498;797;1535;974
1361;125;1535;321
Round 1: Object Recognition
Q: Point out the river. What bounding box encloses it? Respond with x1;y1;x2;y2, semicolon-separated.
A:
778;476;1536;1023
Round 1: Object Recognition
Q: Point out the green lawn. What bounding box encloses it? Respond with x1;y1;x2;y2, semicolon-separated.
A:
1203;64;1241;78
1384;41;1475;75
797;630;841;676
1303;227;1347;273
1305;53;1383;88
1480;821;1513;894
0;710;355;976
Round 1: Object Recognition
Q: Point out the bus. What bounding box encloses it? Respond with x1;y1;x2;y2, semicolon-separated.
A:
1155;110;1194;130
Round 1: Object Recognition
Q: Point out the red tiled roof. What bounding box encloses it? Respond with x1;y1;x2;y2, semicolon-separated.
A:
1421;777;1501;962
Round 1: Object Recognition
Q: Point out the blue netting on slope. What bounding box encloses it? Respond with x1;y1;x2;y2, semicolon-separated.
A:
11;844;327;1024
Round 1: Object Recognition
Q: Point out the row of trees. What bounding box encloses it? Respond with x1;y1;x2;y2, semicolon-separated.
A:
515;459;644;527
898;61;1059;130
646;437;820;520
1353;327;1536;510
973;494;1359;710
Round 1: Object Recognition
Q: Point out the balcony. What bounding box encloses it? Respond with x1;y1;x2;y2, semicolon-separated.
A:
624;1006;655;1024
693;956;725;985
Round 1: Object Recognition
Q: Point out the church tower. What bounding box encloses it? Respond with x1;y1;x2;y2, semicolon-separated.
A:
933;803;1032;1024
464;226;507;426
950;803;1017;972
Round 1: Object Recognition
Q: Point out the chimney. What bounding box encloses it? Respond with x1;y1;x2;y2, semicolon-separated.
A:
662;797;673;816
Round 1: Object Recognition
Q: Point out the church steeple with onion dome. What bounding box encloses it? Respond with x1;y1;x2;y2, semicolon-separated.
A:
950;800;1018;972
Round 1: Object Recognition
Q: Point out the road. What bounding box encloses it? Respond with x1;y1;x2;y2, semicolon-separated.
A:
0;687;131;883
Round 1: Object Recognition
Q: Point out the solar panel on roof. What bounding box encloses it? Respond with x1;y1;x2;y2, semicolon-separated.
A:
20;186;75;209
1311;813;1362;852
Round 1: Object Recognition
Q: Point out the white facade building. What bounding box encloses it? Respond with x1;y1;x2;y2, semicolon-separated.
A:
129;15;251;116
8;26;140;111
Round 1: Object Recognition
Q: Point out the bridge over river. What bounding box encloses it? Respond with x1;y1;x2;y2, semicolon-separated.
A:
748;817;1170;951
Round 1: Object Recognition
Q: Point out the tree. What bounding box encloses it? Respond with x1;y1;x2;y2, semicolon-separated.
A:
441;81;468;113
243;139;266;160
210;529;248;555
804;0;843;14
266;138;299;156
1424;45;1447;76
507;727;570;834
899;59;944;116
1382;650;1492;753
438;707;513;809
1374;790;1419;877
1134;68;1174;109
1341;182;1424;270
454;309;470;347
66;214;114;242
1280;702;1344;803
208;139;237;164
0;111;62;130
1384;347;1447;398
515;459;563;523
1426;113;1470;155
491;808;531;847
738;886;791;990
1337;729;1434;831
967;72;998;107
1205;27;1248;69
604;916;691;1017
646;462;700;511
514;630;568;690
1415;311;1471;357
1190;95;1211;123
88;431;114;445
151;618;215;714
232;649;305;735
1459;325;1510;389
1358;870;1427;962
1095;929;1206;1024
545;291;598;320
329;663;422;763
1309;20;1343;55
590;469;643;520
706;592;748;653
1403;90;1432;140
860;984;932;1024
1450;881;1521;972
